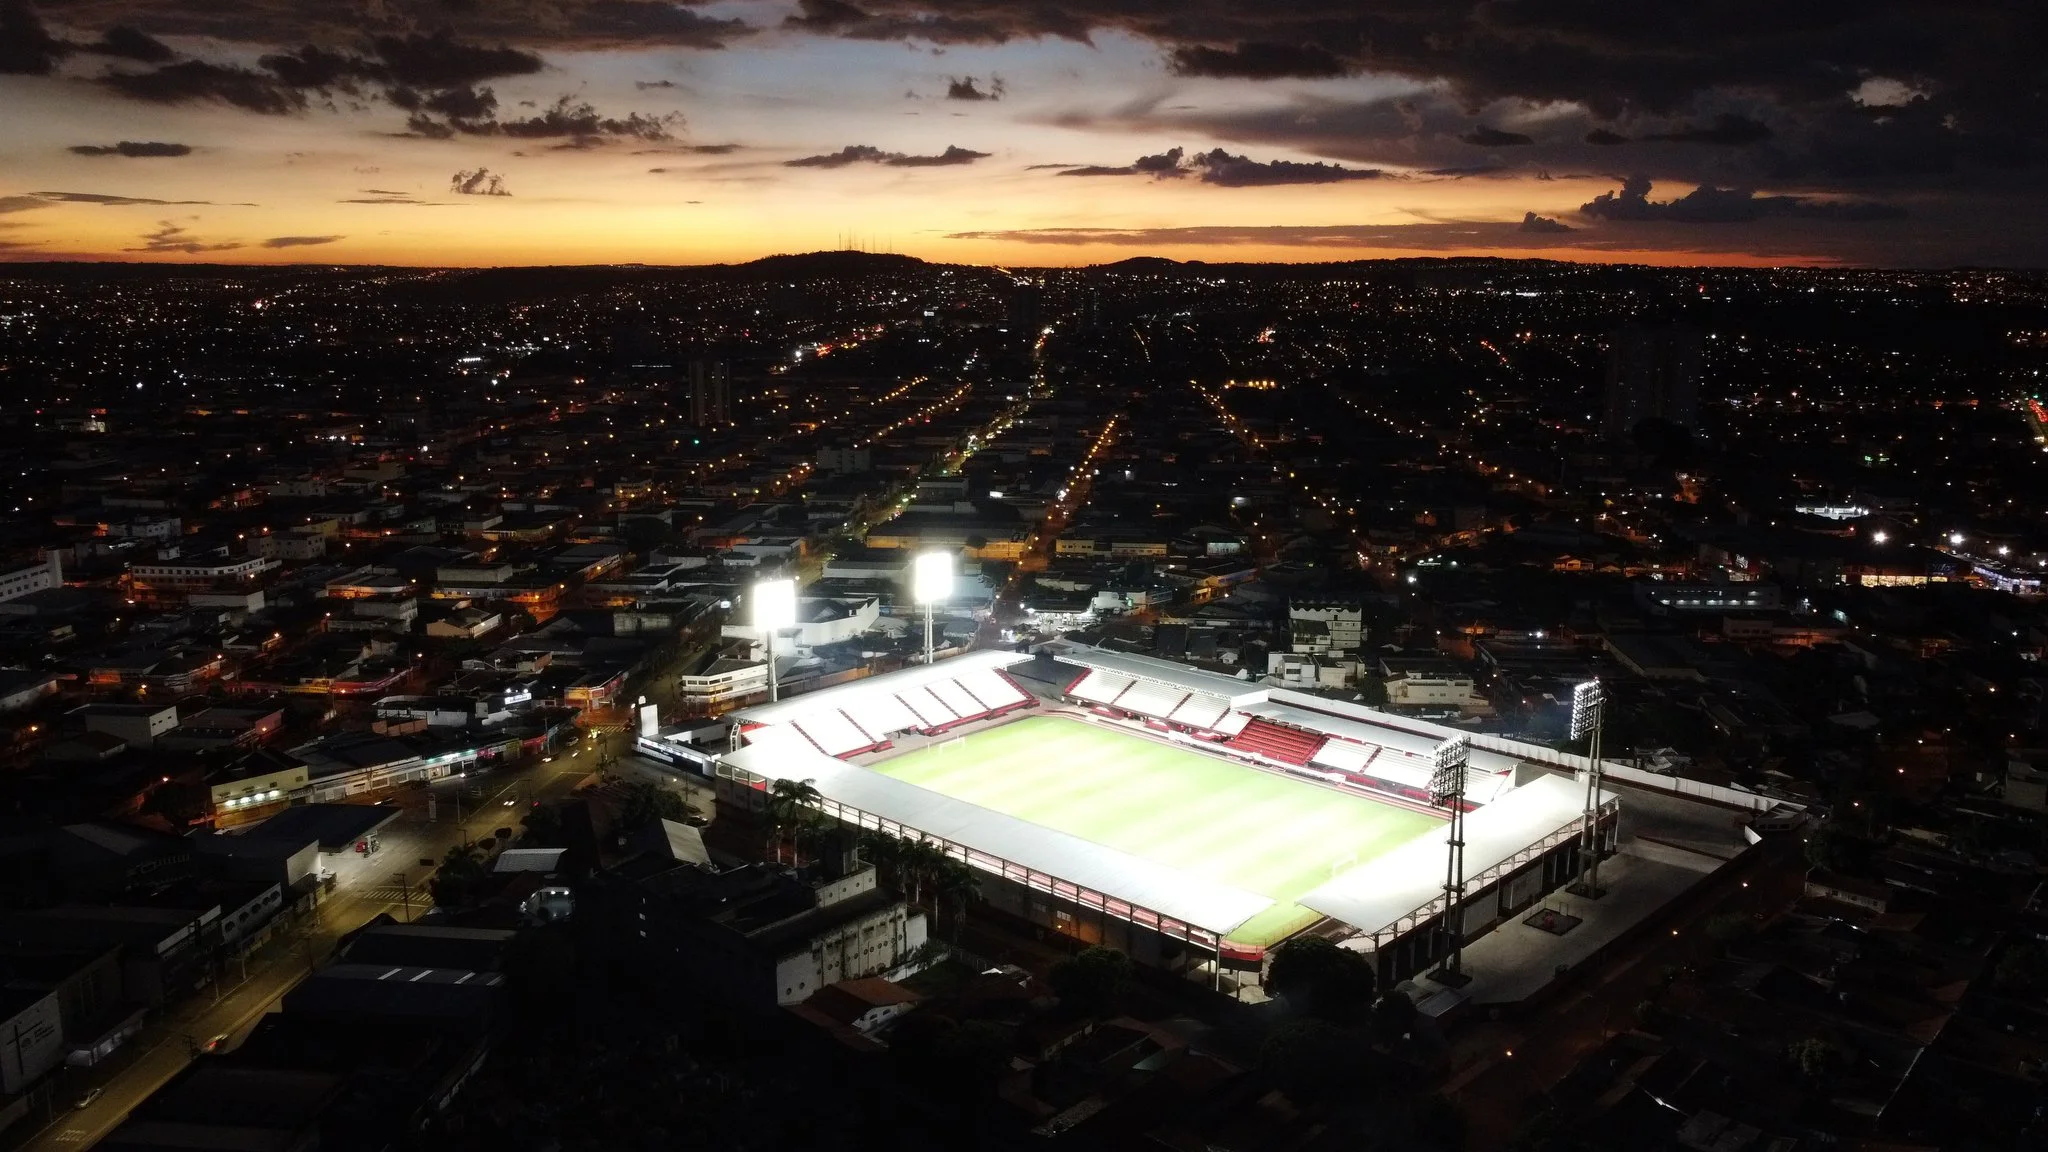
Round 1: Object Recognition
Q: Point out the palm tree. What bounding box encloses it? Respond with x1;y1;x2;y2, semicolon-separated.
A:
764;777;823;864
935;859;982;944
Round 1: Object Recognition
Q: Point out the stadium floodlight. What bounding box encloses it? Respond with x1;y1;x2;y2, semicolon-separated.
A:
913;551;953;666
1569;679;1603;741
1568;678;1608;899
1429;735;1470;808
1429;735;1472;985
752;577;797;702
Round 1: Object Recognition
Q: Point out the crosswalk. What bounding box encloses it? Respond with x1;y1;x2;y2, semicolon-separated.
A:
356;885;421;904
53;1129;87;1144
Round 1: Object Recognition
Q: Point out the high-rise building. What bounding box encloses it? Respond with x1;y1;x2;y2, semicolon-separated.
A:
1603;323;1702;437
689;359;730;427
1004;278;1042;344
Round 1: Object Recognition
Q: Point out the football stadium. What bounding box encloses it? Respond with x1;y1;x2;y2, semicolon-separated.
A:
700;646;1629;989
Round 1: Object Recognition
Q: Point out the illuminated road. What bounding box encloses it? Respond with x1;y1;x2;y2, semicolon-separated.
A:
8;755;595;1151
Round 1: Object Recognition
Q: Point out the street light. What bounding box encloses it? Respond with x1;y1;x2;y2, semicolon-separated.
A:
1948;531;1965;546
913;551;953;666
1872;530;1888;544
752;577;797;703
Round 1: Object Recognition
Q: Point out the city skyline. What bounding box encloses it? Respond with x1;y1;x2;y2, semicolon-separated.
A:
4;0;2044;268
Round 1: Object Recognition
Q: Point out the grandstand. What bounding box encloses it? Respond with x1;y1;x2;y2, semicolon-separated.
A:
717;646;1635;988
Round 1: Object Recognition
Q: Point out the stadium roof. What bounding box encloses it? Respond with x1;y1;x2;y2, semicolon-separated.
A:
723;726;1275;937
1049;646;1268;707
727;649;1033;727
1259;690;1524;774
1297;773;1604;939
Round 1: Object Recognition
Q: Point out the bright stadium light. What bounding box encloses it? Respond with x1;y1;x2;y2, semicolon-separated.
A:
913;552;953;666
913;551;953;606
752;578;797;702
1429;735;1472;986
1569;679;1608;899
1569;679;1603;741
1429;735;1470;807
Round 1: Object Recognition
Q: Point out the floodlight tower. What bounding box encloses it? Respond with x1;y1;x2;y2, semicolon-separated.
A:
913;551;953;666
1430;734;1471;985
1569;679;1607;898
752;577;797;703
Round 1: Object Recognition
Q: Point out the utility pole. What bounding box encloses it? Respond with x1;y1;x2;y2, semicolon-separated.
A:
393;871;411;921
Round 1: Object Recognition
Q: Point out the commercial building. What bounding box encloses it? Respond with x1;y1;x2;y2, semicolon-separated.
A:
0;553;62;604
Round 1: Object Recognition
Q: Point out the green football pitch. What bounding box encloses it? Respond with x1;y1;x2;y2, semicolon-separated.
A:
869;714;1442;946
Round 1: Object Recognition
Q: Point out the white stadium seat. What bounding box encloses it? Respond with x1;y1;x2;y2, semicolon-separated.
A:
1166;693;1230;731
928;678;990;721
1116;680;1190;719
1070;670;1134;705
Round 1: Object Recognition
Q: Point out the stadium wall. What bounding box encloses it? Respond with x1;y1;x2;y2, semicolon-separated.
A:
711;767;1230;981
1366;834;1593;987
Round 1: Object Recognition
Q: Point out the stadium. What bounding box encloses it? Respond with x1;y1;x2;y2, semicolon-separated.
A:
697;646;1627;990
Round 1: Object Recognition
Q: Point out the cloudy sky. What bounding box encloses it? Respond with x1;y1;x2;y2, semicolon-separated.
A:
1;0;2041;267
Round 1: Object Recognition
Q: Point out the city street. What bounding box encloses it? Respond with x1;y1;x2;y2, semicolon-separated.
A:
5;751;599;1151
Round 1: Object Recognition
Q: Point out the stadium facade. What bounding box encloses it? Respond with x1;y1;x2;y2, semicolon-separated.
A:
694;646;1651;989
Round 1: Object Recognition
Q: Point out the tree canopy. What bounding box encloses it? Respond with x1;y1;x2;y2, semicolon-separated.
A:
1047;946;1133;1017
1266;936;1377;1023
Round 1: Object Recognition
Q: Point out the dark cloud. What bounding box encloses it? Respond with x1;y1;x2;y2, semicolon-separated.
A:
636;79;677;90
1579;174;1906;223
31;190;252;206
422;84;500;125
1168;42;1351;81
1584;128;1630;146
945;76;1002;101
80;26;175;63
339;192;445;204
1644;113;1773;146
0;2;67;75
100;60;306;115
497;96;679;142
786;143;989;168
889;144;988;166
683;143;740;154
258;45;375;91
261;234;344;247
403;114;458;140
1461;126;1533;147
1058;146;1189;178
450;168;511;195
68;141;193;157
370;31;543;88
547;1;750;49
126;221;241;253
783;0;1026;46
1190;148;1383;187
1519;211;1572;233
0;196;49;214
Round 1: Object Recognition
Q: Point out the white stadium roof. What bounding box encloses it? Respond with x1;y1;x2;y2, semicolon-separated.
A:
1050;647;1268;707
724;725;1275;937
728;649;1034;727
1297;773;1603;938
